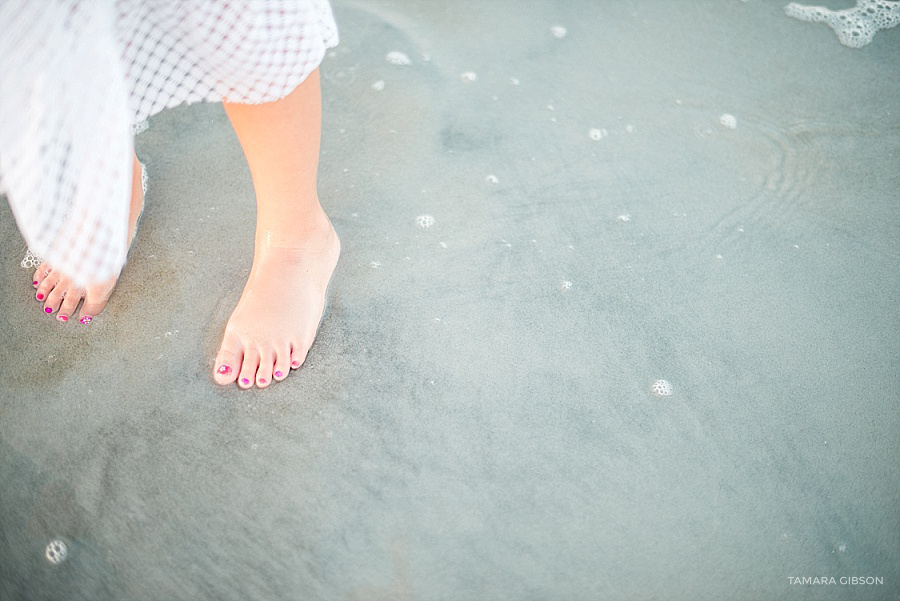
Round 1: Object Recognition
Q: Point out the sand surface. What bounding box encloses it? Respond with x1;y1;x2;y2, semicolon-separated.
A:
1;1;898;599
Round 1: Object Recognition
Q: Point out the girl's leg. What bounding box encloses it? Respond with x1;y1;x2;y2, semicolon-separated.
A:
32;152;144;324
214;69;340;389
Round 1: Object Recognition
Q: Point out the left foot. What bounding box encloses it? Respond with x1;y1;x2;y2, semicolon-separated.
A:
213;210;340;389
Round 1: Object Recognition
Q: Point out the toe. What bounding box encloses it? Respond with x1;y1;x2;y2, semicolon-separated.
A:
33;262;52;288
273;345;291;381
42;284;67;316
290;342;310;370
56;291;82;324
237;348;260;390
255;349;275;388
214;333;243;385
77;297;109;325
35;271;59;304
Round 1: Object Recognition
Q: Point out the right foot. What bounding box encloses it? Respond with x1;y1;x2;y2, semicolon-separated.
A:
31;154;144;324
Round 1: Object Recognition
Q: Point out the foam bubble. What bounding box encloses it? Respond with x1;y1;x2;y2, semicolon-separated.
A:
651;380;673;397
719;113;737;129
460;71;477;82
386;51;411;65
416;215;435;229
371;261;381;268
617;214;631;222
561;281;573;290
551;25;568;38
589;128;608;140
45;540;68;565
486;174;499;184
785;0;900;48
372;80;385;91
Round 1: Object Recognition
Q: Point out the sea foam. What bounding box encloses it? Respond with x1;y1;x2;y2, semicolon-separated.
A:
784;0;900;48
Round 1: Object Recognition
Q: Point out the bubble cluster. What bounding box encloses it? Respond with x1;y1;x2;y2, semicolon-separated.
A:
550;25;568;38
460;71;477;82
371;80;385;91
589;128;608;140
416;215;435;229
561;281;572;290
719;113;737;129
785;0;900;48
21;248;42;268
617;214;631;222
385;51;411;65
45;540;68;565
486;174;499;184
651;380;673;397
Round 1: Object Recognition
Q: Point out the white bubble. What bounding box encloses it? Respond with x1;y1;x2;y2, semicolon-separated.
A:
385;51;411;65
617;214;631;222
561;281;573;290
45;540;68;565
625;124;635;133
509;77;520;85
551;25;568;38
785;0;900;48
486;174;499;184
372;80;385;91
370;261;381;268
589;128;608;140
651;380;673;397
719;113;737;129
460;71;477;82
416;215;435;229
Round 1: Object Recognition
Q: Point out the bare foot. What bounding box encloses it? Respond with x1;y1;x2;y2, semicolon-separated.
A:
213;209;340;389
32;154;144;324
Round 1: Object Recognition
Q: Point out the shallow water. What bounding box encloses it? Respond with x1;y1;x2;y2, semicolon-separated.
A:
1;1;898;599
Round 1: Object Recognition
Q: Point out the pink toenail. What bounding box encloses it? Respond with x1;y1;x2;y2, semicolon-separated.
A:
80;315;92;324
36;293;45;300
240;378;250;386
217;365;232;375
258;378;267;385
291;361;300;368
274;371;284;378
44;307;53;314
57;315;68;322
33;281;38;286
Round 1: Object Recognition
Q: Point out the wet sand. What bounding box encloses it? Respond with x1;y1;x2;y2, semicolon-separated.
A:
1;1;898;599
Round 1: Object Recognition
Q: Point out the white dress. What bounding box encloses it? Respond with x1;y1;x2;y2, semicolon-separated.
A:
0;0;338;286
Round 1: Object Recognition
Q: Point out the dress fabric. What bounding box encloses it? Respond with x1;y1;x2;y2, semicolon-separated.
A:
0;0;338;286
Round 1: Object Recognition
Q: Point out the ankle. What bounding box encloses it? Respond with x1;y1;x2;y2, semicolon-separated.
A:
254;205;335;250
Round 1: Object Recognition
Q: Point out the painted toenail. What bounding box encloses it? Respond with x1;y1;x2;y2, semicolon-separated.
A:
33;281;38;286
240;378;250;386
258;378;267;385
80;315;92;324
44;307;53;314
217;365;232;375
291;361;300;368
274;371;284;378
57;315;68;322
36;293;44;300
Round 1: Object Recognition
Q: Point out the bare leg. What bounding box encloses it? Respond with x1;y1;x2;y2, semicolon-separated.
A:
214;69;340;389
32;153;144;324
